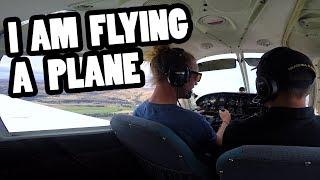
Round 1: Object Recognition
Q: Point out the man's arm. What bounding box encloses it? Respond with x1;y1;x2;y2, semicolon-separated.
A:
216;109;231;146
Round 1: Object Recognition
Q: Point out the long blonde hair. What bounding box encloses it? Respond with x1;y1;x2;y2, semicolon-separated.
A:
144;45;195;84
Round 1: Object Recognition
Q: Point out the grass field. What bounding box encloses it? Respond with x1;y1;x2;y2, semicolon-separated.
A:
50;104;134;118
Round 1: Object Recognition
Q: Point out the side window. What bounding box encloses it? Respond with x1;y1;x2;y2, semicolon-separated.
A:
0;55;153;132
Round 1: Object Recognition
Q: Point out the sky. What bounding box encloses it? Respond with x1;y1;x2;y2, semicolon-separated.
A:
0;55;44;81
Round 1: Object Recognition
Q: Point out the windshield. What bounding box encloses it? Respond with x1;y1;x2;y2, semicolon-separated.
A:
243;53;263;93
193;54;244;97
193;53;264;97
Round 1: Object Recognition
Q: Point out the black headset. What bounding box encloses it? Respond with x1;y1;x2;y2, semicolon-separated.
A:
255;73;278;103
255;52;279;103
167;64;191;87
160;48;192;87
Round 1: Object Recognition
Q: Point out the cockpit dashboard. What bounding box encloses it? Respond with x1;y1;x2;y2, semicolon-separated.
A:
195;92;263;130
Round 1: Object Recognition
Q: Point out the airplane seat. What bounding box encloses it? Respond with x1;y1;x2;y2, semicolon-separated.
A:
111;114;212;180
216;145;320;180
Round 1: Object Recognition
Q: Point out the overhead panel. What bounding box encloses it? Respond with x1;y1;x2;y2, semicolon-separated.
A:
287;0;320;59
194;0;267;50
207;0;252;12
143;0;193;15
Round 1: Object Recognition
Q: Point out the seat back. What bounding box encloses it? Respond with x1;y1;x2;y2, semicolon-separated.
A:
217;145;320;180
111;115;211;180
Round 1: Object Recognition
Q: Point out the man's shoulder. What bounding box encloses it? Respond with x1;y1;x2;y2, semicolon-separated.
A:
228;114;262;128
224;114;263;138
133;101;204;118
223;114;265;148
175;107;207;120
133;101;148;116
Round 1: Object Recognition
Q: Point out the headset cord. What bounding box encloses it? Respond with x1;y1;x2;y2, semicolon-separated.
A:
176;87;182;107
177;99;182;107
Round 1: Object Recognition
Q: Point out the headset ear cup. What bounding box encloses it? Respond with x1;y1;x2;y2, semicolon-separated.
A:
256;76;269;101
167;65;190;87
256;76;278;102
269;79;278;96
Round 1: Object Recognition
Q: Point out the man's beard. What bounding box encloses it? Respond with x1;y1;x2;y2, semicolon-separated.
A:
176;87;192;99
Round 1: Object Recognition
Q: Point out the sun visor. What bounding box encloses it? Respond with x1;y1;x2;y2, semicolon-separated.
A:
244;57;260;67
198;58;236;72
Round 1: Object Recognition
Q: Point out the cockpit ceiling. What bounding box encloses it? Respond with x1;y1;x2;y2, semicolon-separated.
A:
286;0;320;59
0;0;319;59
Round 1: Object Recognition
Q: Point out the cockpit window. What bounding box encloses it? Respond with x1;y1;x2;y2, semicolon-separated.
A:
193;54;243;97
243;53;263;93
0;55;153;133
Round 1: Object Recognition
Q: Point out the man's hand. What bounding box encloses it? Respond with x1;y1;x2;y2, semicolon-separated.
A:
219;109;231;125
216;109;231;146
194;106;205;114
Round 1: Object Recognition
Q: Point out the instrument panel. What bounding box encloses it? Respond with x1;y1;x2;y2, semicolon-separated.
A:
196;92;263;130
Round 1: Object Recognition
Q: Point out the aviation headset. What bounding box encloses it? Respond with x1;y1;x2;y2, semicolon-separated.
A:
255;47;316;103
158;48;192;87
255;72;278;103
254;50;277;102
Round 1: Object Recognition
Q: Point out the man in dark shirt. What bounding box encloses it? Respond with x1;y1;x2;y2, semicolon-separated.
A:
223;47;320;148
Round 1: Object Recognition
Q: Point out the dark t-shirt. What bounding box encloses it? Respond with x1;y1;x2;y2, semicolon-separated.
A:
133;101;217;154
223;107;320;149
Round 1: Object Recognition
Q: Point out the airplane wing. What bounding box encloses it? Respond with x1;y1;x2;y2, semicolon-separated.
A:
0;94;109;133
